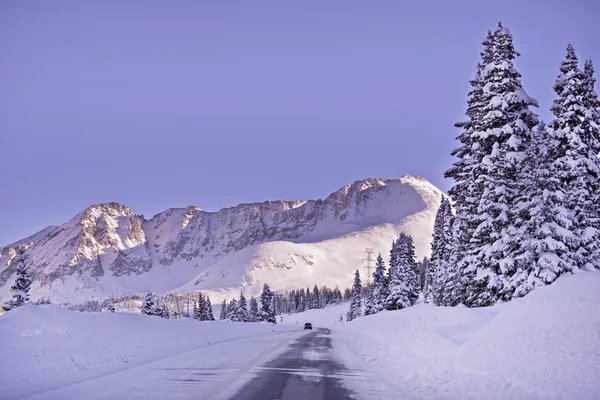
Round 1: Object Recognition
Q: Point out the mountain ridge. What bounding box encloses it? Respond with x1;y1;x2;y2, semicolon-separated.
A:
0;175;442;303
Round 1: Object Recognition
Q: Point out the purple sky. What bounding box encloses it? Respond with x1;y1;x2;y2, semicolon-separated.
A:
1;0;599;246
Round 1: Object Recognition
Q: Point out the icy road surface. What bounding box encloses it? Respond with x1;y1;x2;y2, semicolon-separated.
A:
22;327;405;400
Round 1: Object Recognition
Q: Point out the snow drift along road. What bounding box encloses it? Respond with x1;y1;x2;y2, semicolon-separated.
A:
293;271;600;400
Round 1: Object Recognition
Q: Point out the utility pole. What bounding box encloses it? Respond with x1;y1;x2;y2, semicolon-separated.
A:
362;248;375;286
175;293;182;319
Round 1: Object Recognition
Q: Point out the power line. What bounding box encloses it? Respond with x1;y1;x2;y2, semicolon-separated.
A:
362;248;375;286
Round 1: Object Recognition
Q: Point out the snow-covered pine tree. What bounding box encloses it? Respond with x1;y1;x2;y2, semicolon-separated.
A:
346;270;362;321
385;233;419;310
152;297;171;319
305;286;312;309
582;59;600;269
426;196;446;303
549;45;600;272
505;121;575;297
227;298;239;321
249;297;259;322
312;285;320;309
332;286;342;304
3;248;32;311
204;295;215;320
219;299;228;320
237;292;249;322
445;31;496;307
343;288;352;301
364;253;387;315
259;283;276;323
459;23;539;307
415;257;429;292
429;198;455;305
194;293;206;320
141;292;157;316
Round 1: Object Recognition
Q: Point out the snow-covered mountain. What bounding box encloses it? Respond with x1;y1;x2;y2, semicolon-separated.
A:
0;175;442;304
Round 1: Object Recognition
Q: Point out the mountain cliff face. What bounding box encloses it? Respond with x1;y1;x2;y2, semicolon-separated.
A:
0;175;443;303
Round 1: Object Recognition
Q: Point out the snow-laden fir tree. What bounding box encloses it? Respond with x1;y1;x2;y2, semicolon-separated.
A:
430;199;455;305
236;292;249;322
445;31;496;307
219;299;228;320
194;293;206;320
343;288;352;301
312;285;320;309
425;196;447;303
548;45;600;272
204;295;215;320
347;270;362;321
3;248;32;311
305;286;312;309
227;298;238;321
155;298;171;319
415;257;429;291
141;292;157;316
386;233;419;310
249;297;259;322
259;283;276;323
505;121;575;297
448;23;539;306
582;59;600;266
364;253;387;315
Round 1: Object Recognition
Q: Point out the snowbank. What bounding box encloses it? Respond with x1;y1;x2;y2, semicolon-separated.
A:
0;305;295;399
333;271;600;400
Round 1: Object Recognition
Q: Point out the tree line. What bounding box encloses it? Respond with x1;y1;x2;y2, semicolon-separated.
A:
428;23;599;307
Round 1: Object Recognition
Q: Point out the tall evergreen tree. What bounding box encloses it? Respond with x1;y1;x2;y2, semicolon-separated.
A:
448;23;539;307
386;233;419;310
432;199;455;305
445;31;496;307
3;248;32;311
236;292;249;322
141;292;157;316
312;285;320;309
155;298;172;319
204;295;215;320
219;299;228;320
506;121;575;297
194;292;206;320
259;283;276;323
426;196;447;303
227;298;239;321
548;45;600;272
582;59;600;268
249;297;259;322
343;287;352;301
364;253;387;315
347;270;362;321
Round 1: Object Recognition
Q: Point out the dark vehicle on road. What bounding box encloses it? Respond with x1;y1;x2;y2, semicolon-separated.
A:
304;322;312;330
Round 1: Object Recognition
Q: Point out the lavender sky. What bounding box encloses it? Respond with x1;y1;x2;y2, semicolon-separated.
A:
1;0;599;245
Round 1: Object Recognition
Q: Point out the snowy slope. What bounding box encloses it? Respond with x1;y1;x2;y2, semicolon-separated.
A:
0;305;299;399
291;271;600;400
0;175;442;304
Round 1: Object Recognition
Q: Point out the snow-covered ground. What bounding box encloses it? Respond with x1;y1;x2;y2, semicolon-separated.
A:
294;271;600;400
0;306;301;399
1;272;598;400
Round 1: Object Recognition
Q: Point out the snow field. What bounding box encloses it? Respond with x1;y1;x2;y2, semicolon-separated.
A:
0;305;299;399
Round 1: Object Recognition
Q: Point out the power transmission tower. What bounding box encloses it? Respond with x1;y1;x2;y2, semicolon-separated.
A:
363;248;375;286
